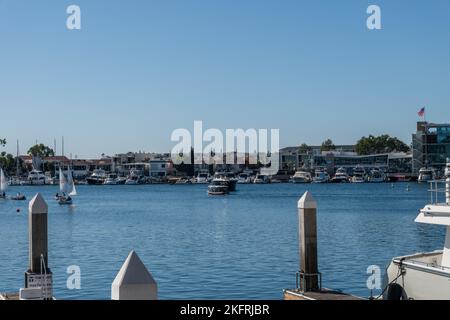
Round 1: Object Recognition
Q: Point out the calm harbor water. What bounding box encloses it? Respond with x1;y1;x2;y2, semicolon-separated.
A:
0;183;445;300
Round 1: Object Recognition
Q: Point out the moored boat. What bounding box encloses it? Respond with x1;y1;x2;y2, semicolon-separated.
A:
418;167;435;183
330;167;349;183
237;172;252;184
104;173;118;185
383;159;450;299
312;168;330;183
174;177;193;184
24;170;46;185
253;173;270;184
125;169;144;185
86;169;107;185
290;170;312;183
351;166;366;183
368;168;386;183
195;170;211;184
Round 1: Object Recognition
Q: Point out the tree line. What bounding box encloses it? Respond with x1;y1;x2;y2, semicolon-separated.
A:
298;134;410;155
0;139;56;174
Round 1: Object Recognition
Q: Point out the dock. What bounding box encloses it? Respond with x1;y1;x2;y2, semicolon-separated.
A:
0;293;20;300
283;191;366;301
284;289;365;301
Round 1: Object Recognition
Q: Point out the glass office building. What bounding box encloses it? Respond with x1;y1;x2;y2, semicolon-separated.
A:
412;122;450;175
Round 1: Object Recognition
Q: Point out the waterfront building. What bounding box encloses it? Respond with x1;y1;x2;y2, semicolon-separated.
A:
149;160;175;178
113;152;171;168
279;147;411;176
412;121;450;175
280;145;356;172
19;155;69;172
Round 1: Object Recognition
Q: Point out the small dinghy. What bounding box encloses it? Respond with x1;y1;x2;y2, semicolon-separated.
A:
11;193;26;201
58;195;73;205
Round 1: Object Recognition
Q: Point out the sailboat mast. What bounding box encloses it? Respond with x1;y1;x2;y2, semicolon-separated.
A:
16;140;19;177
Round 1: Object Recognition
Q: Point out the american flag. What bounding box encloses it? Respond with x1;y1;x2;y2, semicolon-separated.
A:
417;107;425;117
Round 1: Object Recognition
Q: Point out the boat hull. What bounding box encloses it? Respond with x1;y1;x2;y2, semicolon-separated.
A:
330;177;349;183
86;178;105;185
290;178;311;184
384;252;450;300
208;186;229;195
11;195;26;201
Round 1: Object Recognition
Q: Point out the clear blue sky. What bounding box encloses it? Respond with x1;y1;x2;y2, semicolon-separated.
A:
1;0;450;158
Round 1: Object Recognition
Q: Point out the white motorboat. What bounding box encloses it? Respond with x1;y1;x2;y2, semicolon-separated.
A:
125;169;144;185
254;174;270;184
213;172;238;191
116;176;127;185
237;172;252;184
207;178;230;195
418;167;435;183
351;166;366;183
86;169;107;185
368;168;386;183
174;177;192;184
195;170;211;184
0;168;8;199
290;170;312;183
312;168;330;183
24;170;46;185
383;159;450;300
44;172;56;185
104;173;118;185
330;167;349;183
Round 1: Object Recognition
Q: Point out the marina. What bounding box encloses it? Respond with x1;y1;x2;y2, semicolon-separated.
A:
1;1;450;306
0;180;443;299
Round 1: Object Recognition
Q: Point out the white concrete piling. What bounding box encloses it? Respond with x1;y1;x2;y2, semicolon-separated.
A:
297;191;320;292
111;250;158;300
24;193;53;300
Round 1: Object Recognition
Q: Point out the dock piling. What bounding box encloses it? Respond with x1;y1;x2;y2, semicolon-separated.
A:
24;193;53;300
111;250;158;300
297;191;320;292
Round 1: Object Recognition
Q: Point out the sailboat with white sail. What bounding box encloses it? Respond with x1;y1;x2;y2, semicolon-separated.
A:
67;167;77;197
0;168;8;199
57;167;76;205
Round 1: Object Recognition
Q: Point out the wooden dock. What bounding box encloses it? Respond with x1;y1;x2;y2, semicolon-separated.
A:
0;292;20;300
284;289;365;301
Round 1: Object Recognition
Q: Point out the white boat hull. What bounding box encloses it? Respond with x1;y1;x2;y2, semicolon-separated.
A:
384;252;450;300
291;178;310;184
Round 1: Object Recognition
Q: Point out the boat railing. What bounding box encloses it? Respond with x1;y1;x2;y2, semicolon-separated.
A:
428;180;449;204
399;256;450;273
